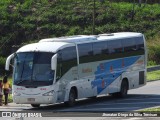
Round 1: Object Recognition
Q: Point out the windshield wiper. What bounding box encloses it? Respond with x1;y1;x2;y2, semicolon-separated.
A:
16;79;26;85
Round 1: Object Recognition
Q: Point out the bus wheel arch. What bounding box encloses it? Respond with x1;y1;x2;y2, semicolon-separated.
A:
65;86;78;107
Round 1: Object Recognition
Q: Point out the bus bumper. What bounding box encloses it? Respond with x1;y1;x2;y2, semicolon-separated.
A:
13;95;56;104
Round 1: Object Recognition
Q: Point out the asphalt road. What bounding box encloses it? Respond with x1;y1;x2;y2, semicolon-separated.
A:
0;80;160;119
35;80;160;113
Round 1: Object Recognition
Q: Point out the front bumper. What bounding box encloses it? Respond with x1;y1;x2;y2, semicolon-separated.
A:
13;95;56;104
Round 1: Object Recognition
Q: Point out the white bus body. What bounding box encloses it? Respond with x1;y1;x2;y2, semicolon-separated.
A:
5;32;147;107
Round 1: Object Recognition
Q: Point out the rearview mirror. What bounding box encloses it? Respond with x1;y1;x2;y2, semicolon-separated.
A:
51;54;57;70
5;53;15;71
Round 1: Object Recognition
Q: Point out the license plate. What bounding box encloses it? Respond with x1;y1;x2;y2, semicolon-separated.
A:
27;98;35;102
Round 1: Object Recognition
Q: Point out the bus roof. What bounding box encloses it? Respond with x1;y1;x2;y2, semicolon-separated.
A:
17;32;143;53
98;32;143;41
17;42;74;53
39;35;97;43
39;32;143;43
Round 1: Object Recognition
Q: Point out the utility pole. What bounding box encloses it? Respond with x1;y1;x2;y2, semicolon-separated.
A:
92;0;96;35
131;0;136;21
139;0;142;7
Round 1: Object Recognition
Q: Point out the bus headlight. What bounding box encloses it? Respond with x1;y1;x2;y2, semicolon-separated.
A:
13;91;21;96
43;90;55;96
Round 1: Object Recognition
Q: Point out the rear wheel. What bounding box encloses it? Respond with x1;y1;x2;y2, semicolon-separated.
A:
110;80;128;98
31;104;40;108
65;89;76;107
118;80;128;98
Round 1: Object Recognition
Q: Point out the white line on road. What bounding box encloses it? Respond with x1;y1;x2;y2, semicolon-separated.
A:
114;97;160;102
59;107;141;111
85;102;160;106
126;118;143;120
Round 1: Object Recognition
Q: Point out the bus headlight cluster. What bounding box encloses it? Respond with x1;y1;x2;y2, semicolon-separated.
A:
13;91;21;96
43;90;55;96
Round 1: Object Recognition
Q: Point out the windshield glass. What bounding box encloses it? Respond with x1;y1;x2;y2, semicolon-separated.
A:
13;52;55;87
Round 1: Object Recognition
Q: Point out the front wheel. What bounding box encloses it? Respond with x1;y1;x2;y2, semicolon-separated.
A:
65;89;76;107
31;104;40;108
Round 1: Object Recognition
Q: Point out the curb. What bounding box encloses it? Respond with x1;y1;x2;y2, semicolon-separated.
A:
147;65;160;72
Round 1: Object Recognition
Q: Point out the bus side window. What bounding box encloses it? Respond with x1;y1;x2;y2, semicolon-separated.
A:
92;41;108;61
108;40;122;54
135;37;144;54
56;46;77;81
122;38;136;52
78;43;93;63
93;42;107;55
135;37;144;50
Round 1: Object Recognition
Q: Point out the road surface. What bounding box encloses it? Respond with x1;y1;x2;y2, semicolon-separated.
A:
0;80;160;119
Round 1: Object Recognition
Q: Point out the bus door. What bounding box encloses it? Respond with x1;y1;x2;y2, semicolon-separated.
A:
78;64;95;98
56;46;78;102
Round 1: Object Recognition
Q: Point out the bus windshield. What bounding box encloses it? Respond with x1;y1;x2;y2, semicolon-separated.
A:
13;52;55;87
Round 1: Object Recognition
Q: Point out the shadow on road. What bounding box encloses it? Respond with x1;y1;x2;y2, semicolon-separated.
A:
27;94;160;113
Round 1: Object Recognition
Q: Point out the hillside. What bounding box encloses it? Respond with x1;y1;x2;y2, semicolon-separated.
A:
0;0;160;74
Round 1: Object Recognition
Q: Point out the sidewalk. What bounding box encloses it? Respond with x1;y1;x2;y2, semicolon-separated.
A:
0;103;31;111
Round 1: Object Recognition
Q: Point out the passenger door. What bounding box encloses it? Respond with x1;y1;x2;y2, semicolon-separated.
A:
77;43;95;98
56;46;78;102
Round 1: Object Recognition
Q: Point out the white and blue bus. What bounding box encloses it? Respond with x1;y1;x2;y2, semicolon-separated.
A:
5;32;147;107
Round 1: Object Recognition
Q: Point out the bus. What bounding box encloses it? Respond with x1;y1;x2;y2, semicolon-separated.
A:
5;32;147;107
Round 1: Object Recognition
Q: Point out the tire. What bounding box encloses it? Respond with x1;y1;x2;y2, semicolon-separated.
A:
118;80;128;98
31;104;40;108
110;80;128;98
65;89;76;107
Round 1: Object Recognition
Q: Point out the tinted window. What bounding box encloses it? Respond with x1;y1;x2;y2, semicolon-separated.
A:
92;41;108;61
57;46;77;79
135;37;145;55
122;38;136;52
135;37;144;50
78;43;93;63
108;40;123;54
13;52;54;87
93;41;108;55
60;47;77;61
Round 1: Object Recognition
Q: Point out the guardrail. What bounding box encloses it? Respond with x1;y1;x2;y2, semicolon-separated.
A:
147;65;160;72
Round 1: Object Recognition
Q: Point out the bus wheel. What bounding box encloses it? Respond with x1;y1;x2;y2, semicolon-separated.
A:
118;80;128;98
31;104;40;108
110;80;128;98
65;89;76;107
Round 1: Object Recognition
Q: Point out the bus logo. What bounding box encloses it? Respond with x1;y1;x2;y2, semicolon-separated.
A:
2;112;11;117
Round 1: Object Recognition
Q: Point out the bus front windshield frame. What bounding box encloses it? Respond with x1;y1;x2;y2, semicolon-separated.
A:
13;52;55;87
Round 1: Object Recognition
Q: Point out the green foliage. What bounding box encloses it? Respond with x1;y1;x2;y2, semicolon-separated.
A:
147;35;160;65
147;70;160;81
0;57;6;75
0;0;160;74
147;61;157;66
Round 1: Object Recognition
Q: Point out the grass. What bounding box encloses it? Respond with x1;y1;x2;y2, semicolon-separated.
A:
140;107;160;112
147;70;160;81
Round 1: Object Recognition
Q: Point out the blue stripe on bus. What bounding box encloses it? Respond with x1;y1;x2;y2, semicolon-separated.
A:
91;56;141;94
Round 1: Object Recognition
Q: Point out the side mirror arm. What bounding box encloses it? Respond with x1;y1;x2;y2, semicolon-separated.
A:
5;53;15;71
51;54;57;70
